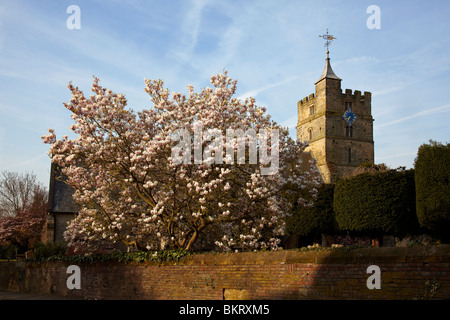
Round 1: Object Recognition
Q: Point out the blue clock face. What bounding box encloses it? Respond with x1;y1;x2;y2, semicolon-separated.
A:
342;107;358;127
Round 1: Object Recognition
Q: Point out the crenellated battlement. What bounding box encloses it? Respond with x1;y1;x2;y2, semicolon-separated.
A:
343;89;371;100
300;89;372;105
299;93;315;105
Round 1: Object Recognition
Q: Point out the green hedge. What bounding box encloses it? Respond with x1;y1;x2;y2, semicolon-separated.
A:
334;169;418;236
0;244;16;260
33;242;67;260
415;141;450;236
286;183;335;237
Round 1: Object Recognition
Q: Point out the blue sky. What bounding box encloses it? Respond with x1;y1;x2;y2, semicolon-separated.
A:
0;0;449;186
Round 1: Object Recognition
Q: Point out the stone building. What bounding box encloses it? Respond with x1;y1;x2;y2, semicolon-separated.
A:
45;163;78;243
296;50;374;183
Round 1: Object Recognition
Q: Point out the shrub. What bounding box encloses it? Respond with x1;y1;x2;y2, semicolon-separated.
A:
33;242;67;260
334;168;418;237
286;183;335;237
333;233;371;247
0;244;17;260
414;140;450;238
32;248;191;264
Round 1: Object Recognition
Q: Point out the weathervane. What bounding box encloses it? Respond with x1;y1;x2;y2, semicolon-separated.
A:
319;29;336;53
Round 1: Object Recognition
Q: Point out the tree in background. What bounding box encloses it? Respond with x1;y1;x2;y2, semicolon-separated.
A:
415;140;450;240
0;171;45;217
347;162;389;177
0;171;48;249
42;72;321;253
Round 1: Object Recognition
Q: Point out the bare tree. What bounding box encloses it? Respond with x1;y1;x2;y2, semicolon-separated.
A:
0;171;47;217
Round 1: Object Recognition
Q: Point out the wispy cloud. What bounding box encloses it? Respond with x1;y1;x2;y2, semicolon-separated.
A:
4;153;47;170
371;81;407;96
376;152;417;162
168;0;209;64
0;127;5;167
333;56;379;67
280;115;298;130
237;75;300;100
377;104;450;128
1;1;450;185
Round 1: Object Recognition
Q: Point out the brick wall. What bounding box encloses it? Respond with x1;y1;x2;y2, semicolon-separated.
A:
1;246;449;300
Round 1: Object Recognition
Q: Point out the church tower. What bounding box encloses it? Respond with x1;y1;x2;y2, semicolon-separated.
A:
296;31;374;183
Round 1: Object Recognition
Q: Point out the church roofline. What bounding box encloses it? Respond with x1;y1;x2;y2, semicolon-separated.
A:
315;51;341;84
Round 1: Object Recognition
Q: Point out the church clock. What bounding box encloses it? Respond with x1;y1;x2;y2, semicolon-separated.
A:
342;107;358;127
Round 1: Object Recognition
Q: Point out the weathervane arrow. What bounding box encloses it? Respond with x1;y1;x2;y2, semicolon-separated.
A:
319;29;336;52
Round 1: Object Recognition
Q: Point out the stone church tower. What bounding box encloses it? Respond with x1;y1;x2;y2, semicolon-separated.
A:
296;49;374;183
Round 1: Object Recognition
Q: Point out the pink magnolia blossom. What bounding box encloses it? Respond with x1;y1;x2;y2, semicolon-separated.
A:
42;72;321;253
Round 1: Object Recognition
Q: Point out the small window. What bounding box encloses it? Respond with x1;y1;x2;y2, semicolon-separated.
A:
346;125;353;137
309;105;315;116
348;148;352;163
309;129;313;141
345;101;352;110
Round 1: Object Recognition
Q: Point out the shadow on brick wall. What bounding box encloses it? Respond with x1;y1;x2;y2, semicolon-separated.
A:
275;246;450;300
2;246;450;300
61;263;156;300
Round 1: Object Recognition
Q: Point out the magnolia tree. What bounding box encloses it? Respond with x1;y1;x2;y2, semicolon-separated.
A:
42;72;321;253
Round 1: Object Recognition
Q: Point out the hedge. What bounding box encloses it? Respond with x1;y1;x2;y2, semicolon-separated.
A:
415;141;450;236
334;169;418;236
286;183;335;237
0;244;16;260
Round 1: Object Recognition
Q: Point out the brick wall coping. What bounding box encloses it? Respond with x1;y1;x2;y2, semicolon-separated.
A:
7;245;450;268
180;245;450;265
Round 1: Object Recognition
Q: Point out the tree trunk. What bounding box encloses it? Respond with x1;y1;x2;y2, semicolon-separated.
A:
185;230;198;251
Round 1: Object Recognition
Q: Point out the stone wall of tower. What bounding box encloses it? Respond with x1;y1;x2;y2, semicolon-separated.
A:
326;89;374;181
297;79;374;183
297;93;328;181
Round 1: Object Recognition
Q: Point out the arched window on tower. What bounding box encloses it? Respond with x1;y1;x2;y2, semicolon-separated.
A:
346;125;353;137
